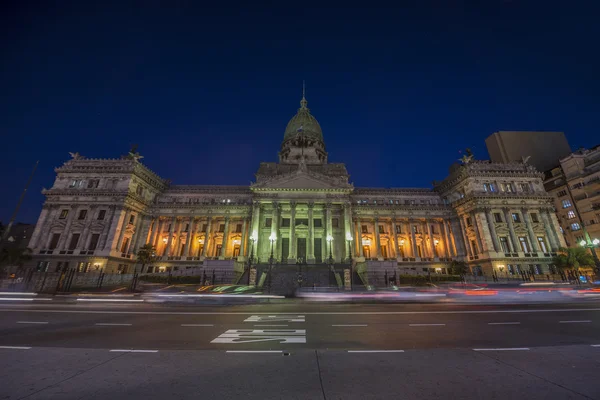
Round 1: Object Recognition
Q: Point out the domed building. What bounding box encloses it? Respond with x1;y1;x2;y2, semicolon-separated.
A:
27;90;566;293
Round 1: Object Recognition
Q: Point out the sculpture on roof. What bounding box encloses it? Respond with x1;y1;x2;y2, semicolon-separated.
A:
458;148;474;165
125;144;144;162
68;152;85;160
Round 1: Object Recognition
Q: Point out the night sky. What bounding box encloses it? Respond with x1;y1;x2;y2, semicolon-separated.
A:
1;1;598;224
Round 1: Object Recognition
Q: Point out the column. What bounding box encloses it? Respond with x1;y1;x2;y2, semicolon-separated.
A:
270;202;280;260
220;216;230;258
541;211;558;251
250;202;261;256
149;217;160;246
471;212;487;253
79;208;94;250
374;217;382;259
288;202;296;261
549;212;567;248
427;220;436;258
183;218;195;257
354;218;362;257
115;209;132;253
458;217;473;257
392;219;400;259
343;203;352;259
29;205;51;250
240;217;248;257
325;203;333;260
131;214;147;254
308;202;315;262
194;218;203;257
100;206;118;250
503;208;519;253
173;218;183;256
450;218;466;257
152;218;164;247
58;205;78;250
443;220;455;257
523;208;539;253
485;209;501;252
201;217;212;257
410;221;418;258
164;217;176;257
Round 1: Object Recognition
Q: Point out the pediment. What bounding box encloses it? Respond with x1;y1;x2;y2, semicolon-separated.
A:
252;170;352;191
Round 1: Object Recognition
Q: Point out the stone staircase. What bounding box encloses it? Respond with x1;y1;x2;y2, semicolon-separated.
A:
253;263;349;296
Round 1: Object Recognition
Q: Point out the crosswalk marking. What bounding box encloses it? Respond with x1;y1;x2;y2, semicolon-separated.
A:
211;329;306;344
244;315;305;323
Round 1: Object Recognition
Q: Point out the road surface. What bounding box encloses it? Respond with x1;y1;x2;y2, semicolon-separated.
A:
1;301;600;399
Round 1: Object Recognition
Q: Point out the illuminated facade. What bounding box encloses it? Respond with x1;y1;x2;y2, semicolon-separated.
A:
28;93;566;279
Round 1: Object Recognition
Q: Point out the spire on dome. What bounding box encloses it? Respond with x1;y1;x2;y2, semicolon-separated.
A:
300;80;308;109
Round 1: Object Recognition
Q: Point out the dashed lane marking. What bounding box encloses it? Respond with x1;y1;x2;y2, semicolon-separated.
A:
95;323;133;326
226;350;283;354
211;329;306;344
244;315;305;323
409;323;446;327
109;349;158;353
473;348;530;351
347;350;404;353
181;324;214;327
559;320;591;323
332;324;367;327
488;322;521;325
0;346;31;350
17;321;48;324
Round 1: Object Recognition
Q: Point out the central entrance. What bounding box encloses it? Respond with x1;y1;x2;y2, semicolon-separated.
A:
297;238;307;261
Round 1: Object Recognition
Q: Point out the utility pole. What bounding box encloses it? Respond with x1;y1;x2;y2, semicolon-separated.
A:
0;161;39;253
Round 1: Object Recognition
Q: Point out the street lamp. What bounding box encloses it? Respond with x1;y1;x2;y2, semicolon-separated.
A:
248;232;257;285
579;233;600;273
346;232;353;263
268;233;276;293
326;234;334;264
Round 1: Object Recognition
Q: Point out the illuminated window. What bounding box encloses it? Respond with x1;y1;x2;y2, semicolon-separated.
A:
519;237;529;252
537;237;548;253
567;210;576;219
500;237;510;253
378;225;384;234
562;199;572;208
361;225;368;233
395;224;402;234
511;213;521;223
571;223;581;231
59;209;69;219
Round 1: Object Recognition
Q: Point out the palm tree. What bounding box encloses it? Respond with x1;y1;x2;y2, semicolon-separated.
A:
136;243;157;273
552;247;594;273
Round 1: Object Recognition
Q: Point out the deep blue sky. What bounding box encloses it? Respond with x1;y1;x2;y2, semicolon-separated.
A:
1;1;599;224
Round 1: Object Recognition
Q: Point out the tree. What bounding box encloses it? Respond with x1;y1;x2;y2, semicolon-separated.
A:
449;260;469;279
136;243;157;273
0;247;32;276
552;247;594;273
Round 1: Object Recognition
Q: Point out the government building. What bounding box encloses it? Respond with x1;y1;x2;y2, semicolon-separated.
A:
27;92;567;287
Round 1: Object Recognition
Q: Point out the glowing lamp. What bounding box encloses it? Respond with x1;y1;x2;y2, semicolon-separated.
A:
269;233;276;242
580;240;587;246
346;232;353;241
593;239;600;245
326;234;333;243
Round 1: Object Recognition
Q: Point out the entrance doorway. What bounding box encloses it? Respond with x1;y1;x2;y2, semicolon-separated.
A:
363;246;371;258
381;245;388;258
281;238;289;260
297;238;307;261
314;238;322;262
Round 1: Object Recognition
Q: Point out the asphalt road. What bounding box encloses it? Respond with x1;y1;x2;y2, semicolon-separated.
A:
1;301;600;399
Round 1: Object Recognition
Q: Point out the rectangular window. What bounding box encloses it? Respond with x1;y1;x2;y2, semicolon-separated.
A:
500;237;510;253
466;217;472;227
511;213;521;223
537;237;548;253
87;179;99;189
530;213;539;223
136;185;144;196
417;245;422;258
361;225;368;233
265;218;272;228
571;223;581;231
129;215;135;225
97;210;106;220
378;225;384;234
395;224;402;234
470;239;478;254
314;219;322;228
430;225;436;234
519;237;529;253
184;223;189;232
88;234;100;250
295;218;308;226
557;190;567;197
202;224;208;232
332;218;339;228
567;210;576;219
78;210;87;220
483;183;496;192
68;234;80;250
59;209;69;219
519;183;531;192
235;224;242;233
412;225;419;233
49;233;61;250
120;237;130;254
562;199;572;208
494;213;503;223
281;218;290;227
218;224;225;233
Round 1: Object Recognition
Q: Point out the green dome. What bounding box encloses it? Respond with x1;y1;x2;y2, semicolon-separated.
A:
283;97;323;142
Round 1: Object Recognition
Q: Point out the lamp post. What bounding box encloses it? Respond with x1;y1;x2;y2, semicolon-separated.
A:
579;234;600;273
248;233;257;285
346;232;353;291
326;234;334;265
268;233;276;293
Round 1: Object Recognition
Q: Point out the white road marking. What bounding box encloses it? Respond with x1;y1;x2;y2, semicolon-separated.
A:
473;348;530;351
2;308;600;315
254;324;289;327
244;315;305;323
409;323;446;326
488;322;521;325
77;299;144;302
0;292;37;295
17;321;48;324
0;346;31;350
591;345;600;347
0;298;51;301
95;323;133;326
332;324;367;327
226;350;283;353
211;329;306;344
559;320;591;324
109;349;158;353
181;324;214;327
347;350;404;353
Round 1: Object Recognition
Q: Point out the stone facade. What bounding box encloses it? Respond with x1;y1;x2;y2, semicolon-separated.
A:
28;93;566;279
